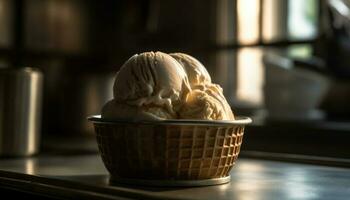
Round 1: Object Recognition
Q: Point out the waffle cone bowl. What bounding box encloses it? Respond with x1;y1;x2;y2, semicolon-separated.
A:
88;115;251;186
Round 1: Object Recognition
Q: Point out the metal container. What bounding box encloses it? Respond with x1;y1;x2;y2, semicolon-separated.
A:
0;67;43;156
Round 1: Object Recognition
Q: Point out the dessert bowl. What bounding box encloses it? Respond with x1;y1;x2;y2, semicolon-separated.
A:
88;115;252;186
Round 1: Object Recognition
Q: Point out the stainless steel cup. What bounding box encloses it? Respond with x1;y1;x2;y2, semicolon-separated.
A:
0;67;43;156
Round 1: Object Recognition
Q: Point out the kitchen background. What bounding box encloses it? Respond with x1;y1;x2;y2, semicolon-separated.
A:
0;0;349;151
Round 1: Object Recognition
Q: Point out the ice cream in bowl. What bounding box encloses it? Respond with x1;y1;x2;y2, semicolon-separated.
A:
88;52;251;186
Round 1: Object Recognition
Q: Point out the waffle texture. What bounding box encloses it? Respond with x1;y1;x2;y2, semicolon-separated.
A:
94;122;245;180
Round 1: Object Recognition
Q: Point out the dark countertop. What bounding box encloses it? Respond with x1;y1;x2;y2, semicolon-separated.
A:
0;154;350;200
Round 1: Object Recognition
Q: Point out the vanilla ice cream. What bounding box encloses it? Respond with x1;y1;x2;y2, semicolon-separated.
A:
102;51;234;120
170;53;234;120
169;53;211;86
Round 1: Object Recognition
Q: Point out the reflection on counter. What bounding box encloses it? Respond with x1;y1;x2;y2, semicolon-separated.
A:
25;158;37;175
283;168;320;199
3;155;347;200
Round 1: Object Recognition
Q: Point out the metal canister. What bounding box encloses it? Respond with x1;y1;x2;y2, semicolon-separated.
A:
0;67;43;156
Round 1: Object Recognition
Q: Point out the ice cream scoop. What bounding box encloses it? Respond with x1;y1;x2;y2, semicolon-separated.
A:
102;51;234;120
180;84;235;120
171;53;234;120
103;51;191;120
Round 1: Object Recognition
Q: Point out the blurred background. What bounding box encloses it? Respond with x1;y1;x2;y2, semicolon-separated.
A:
1;0;350;157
